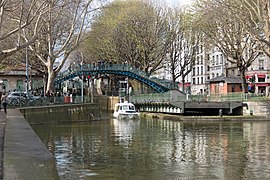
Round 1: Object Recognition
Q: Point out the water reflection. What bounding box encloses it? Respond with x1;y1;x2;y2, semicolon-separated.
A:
32;119;270;180
111;118;140;148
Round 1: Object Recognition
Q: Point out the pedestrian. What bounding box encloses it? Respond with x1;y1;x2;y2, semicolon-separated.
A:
1;93;7;114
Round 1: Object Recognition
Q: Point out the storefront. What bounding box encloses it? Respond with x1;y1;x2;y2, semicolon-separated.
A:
246;73;270;95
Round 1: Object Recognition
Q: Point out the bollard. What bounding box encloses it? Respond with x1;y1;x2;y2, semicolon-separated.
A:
219;109;223;117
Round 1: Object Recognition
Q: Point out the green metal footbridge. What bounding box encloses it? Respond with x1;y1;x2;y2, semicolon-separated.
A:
55;63;181;93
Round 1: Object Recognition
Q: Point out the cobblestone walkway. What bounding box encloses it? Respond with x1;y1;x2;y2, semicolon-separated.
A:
0;111;6;180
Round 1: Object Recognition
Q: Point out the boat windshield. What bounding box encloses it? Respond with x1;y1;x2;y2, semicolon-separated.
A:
121;105;135;111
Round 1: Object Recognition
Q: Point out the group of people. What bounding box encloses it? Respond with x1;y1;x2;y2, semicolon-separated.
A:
0;92;7;114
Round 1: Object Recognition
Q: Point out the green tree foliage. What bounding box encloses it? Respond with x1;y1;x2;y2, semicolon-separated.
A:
81;0;169;74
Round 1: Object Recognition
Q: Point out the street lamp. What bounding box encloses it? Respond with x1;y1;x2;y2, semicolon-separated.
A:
25;47;29;94
81;61;84;103
125;61;129;102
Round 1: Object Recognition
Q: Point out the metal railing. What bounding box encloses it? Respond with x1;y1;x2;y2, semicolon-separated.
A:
8;92;269;108
131;92;270;103
6;96;92;108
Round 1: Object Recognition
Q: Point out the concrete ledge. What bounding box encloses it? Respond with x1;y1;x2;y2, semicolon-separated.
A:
20;103;104;124
141;112;268;121
4;109;59;180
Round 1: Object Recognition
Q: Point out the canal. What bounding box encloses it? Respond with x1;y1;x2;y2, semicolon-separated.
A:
32;118;270;180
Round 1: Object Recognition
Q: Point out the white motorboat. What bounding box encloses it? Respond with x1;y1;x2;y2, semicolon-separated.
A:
113;101;140;119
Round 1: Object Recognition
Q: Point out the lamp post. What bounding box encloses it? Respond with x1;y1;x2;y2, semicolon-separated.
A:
25;47;29;94
125;61;129;102
81;61;84;103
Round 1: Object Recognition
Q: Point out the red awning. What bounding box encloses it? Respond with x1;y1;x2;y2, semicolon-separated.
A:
245;75;251;79
257;74;266;78
256;83;270;87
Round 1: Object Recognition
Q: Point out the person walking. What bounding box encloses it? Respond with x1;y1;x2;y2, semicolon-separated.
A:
1;93;7;114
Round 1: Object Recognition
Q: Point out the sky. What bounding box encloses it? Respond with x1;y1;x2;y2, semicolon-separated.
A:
163;0;193;7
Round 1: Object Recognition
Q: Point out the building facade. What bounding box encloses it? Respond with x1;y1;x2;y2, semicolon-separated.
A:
0;66;43;94
245;53;270;95
191;45;210;95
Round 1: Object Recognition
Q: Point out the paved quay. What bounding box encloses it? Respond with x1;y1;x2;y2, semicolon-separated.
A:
1;109;58;180
0;111;6;180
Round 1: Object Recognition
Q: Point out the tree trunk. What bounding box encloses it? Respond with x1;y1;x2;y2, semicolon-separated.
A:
181;78;185;93
240;68;248;93
46;68;56;94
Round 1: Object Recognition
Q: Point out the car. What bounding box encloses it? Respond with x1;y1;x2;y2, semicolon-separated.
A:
6;91;41;106
6;92;28;99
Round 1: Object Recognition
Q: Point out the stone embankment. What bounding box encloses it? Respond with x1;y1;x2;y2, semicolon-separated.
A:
141;112;266;121
3;109;59;180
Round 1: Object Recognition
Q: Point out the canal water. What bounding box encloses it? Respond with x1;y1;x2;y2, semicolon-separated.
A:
32;118;270;180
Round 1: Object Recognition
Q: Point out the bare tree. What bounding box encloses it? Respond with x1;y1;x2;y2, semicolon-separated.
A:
0;0;45;62
23;0;104;93
164;7;200;92
197;0;261;92
237;0;270;58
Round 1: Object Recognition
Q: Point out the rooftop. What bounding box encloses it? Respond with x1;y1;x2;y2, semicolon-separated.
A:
208;75;242;84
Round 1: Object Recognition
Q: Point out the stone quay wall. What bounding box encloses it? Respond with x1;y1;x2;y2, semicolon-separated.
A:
243;101;270;118
20;96;119;124
20;103;103;124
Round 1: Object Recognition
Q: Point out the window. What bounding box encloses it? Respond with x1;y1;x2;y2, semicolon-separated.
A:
201;66;204;75
197;77;200;84
193;78;196;84
259;59;264;70
2;79;8;91
220;54;223;64
17;80;23;91
201;77;204;84
193;67;195;75
258;78;265;82
216;55;219;65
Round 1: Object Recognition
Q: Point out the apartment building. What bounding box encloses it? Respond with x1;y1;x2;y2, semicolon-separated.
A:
190;45;210;95
128;43;270;96
245;54;270;95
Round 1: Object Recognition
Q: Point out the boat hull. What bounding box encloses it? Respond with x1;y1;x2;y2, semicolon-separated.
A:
113;112;140;120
